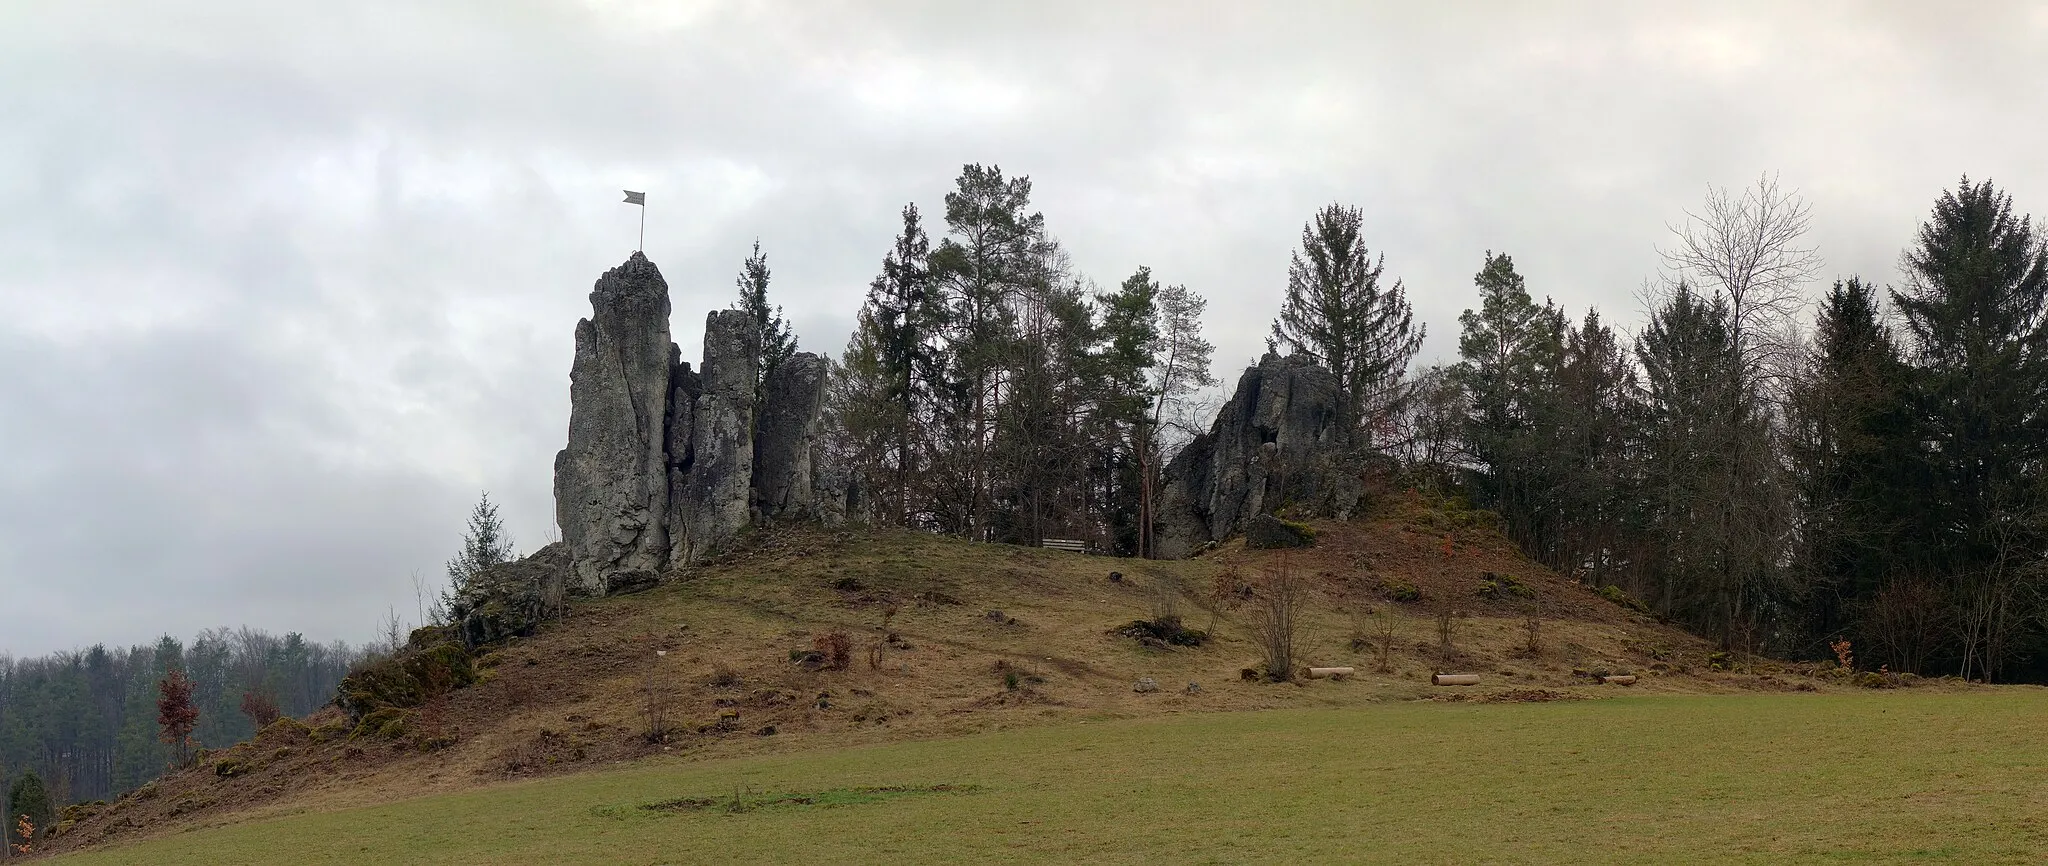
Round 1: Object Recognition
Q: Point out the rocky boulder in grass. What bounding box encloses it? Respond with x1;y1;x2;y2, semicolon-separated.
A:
1245;514;1317;549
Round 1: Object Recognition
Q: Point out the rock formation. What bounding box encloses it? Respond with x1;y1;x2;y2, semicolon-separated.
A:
751;352;829;519
670;309;758;566
553;253;844;595
1153;352;1364;558
554;253;675;595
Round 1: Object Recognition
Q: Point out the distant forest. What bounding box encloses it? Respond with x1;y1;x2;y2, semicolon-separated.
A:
0;630;368;806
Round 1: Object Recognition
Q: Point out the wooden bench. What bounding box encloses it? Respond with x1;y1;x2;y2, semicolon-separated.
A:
1041;538;1088;554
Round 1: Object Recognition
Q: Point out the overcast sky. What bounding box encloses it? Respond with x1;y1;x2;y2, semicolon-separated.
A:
5;1;2047;655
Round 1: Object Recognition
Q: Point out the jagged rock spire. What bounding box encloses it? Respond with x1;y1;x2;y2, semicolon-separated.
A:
554;253;845;596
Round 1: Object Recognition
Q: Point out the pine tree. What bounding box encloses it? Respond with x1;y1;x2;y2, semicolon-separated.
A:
1096;268;1161;555
1269;203;1423;446
1636;284;1788;646
1787;278;1918;656
837;204;945;526
1451;251;1567;553
930;164;1045;536
734;239;798;403
442;492;514;613
1891;177;2048;680
6;771;52;849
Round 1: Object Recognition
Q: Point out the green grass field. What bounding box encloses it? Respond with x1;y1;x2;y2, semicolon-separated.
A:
59;691;2048;864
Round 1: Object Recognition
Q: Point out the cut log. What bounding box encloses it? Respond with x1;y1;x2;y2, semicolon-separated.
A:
1602;675;1637;685
1432;673;1480;686
1306;667;1355;679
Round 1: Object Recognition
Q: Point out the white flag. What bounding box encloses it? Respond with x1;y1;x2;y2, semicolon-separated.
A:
623;190;646;205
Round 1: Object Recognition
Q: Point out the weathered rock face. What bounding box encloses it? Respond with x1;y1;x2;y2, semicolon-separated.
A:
554;253;674;595
448;543;570;648
669;309;759;565
751;352;829;519
1154;352;1362;558
554;254;847;592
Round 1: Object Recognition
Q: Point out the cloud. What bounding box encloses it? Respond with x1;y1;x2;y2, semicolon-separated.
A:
3;1;2047;653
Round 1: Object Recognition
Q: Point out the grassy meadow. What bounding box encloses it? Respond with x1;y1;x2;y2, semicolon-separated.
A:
56;690;2048;864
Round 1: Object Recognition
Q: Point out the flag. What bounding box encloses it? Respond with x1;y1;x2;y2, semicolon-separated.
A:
623;190;646;205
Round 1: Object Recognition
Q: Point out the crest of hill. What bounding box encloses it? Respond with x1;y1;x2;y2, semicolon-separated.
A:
44;494;1864;855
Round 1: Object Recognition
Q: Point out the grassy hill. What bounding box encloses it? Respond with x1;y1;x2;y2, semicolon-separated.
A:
37;492;1968;860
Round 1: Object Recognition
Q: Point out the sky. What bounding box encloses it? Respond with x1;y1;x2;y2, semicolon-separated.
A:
4;1;2048;656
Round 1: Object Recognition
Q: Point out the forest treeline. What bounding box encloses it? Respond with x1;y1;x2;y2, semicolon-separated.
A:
804;166;2048;683
0;630;369;808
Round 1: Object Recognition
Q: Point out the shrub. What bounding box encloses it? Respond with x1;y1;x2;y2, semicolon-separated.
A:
1381;579;1422;603
1246;514;1317;549
336;637;477;724
1476;572;1535;600
240;688;282;729
990;660;1043;691
1249;566;1308;682
1598;585;1650;614
1115;617;1209;648
639;658;676;743
813;632;853;671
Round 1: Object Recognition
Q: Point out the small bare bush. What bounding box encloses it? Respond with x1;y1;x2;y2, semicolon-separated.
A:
1368;608;1398;672
639;657;676;743
813;632;853;671
1435;606;1466;667
1249;564;1309;682
1522;614;1543;656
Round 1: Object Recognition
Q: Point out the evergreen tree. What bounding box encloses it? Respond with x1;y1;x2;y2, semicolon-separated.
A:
837;204;945;527
929;164;1045;536
733;239;798;403
1269;203;1424;446
442;492;514;613
1786;278;1919;658
6;771;52;848
1096;268;1162;555
1637;284;1789;646
1891;177;2048;680
1451;251;1567;553
1549;308;1641;586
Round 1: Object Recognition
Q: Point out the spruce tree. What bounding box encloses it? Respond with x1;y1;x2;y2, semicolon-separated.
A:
1451;251;1566;552
6;771;53;848
1786;278;1917;654
442;492;513;613
1269;203;1423;446
838;204;944;526
1891;177;2048;680
734;239;797;402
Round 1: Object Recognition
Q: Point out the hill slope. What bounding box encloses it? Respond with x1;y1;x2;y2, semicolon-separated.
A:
42;493;1834;855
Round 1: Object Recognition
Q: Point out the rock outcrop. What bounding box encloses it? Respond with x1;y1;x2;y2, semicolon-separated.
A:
751;352;829;520
553;253;844;595
1154;352;1363;558
447;543;570;647
670;309;758;566
554;253;675;595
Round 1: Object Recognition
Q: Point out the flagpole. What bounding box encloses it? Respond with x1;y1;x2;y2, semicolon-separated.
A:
623;190;647;252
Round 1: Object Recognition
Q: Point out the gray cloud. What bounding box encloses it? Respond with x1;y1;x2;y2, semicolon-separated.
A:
4;1;2048;653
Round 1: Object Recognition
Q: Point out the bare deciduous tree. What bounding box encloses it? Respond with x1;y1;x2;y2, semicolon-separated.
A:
1249;563;1309;682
